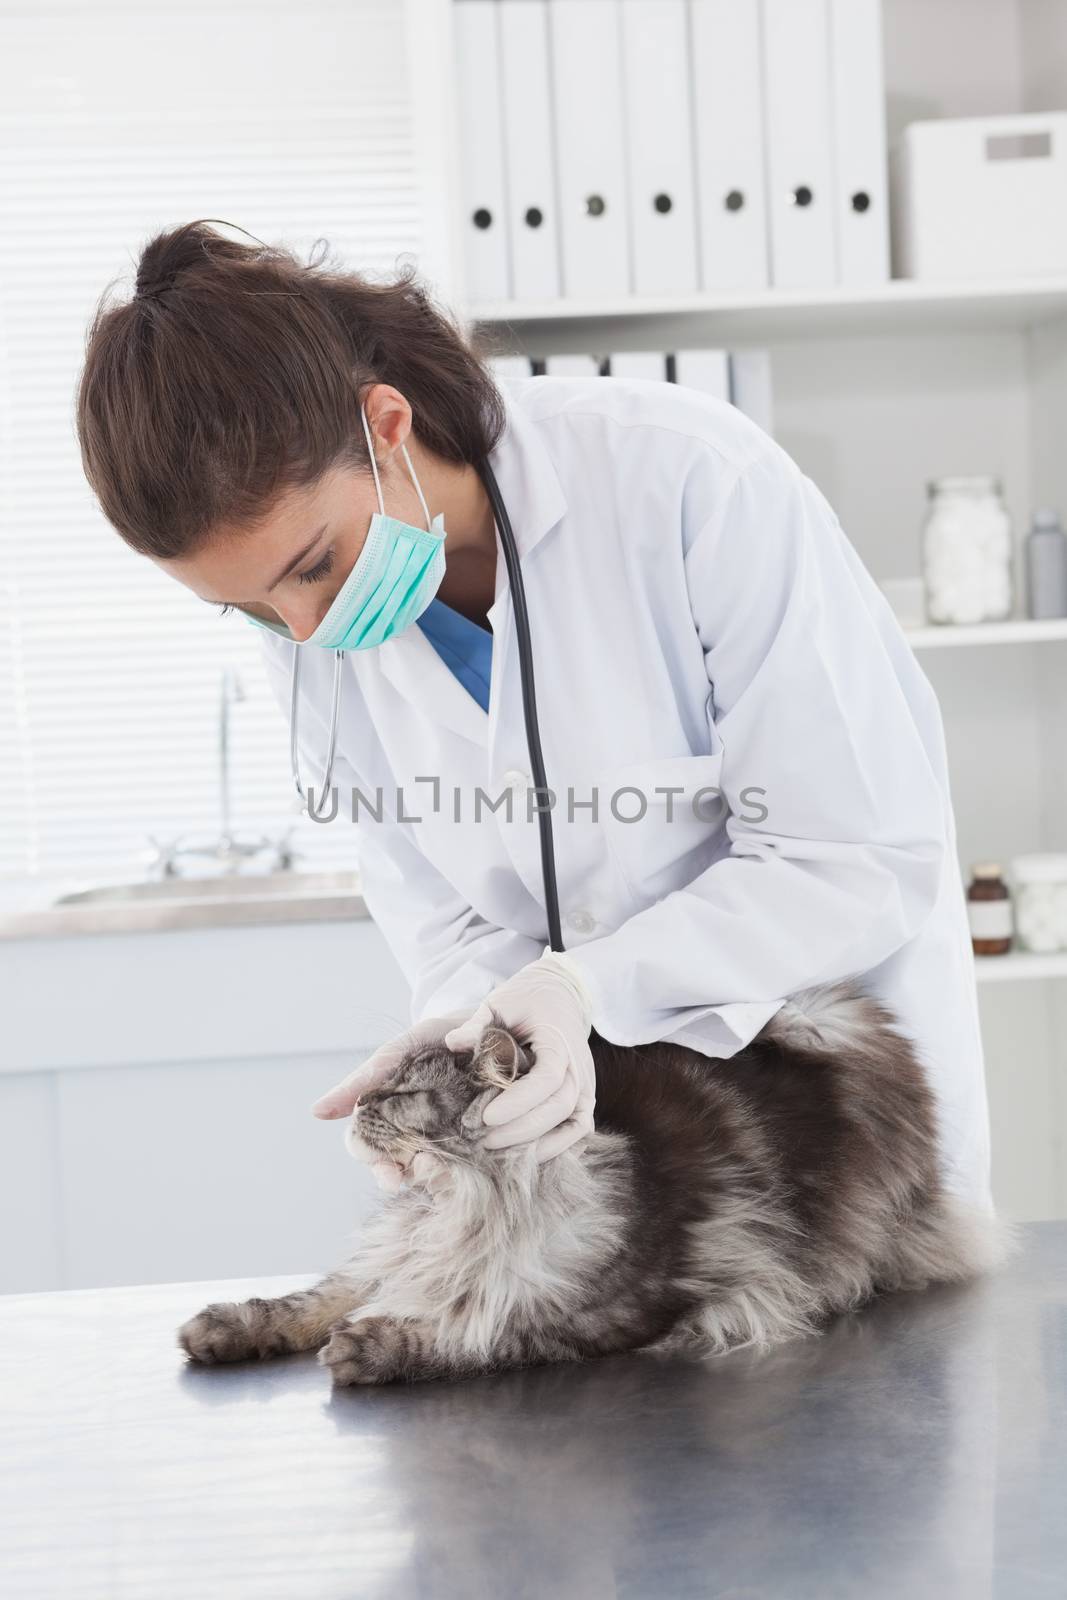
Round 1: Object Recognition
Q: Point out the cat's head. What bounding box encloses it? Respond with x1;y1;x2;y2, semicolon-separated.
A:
345;1017;535;1190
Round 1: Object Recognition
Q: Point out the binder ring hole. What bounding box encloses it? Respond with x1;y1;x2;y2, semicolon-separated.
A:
585;194;607;218
724;189;745;212
851;190;871;213
524;206;544;229
653;192;673;214
473;207;493;231
791;185;814;208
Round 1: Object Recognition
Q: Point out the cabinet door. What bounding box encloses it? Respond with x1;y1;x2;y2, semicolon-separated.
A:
56;1054;383;1290
0;1075;61;1292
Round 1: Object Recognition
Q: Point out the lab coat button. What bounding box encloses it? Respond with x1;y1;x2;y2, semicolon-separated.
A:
566;909;596;935
503;768;531;792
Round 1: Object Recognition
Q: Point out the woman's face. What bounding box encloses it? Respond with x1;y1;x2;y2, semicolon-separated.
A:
157;386;427;641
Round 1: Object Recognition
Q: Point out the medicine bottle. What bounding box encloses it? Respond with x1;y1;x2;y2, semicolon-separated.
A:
1024;509;1067;620
966;863;1013;956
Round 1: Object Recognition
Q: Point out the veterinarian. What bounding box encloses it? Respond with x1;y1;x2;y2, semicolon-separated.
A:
76;221;992;1208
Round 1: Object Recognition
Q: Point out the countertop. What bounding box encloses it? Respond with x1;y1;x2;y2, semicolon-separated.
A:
1;1222;1064;1600
0;868;367;940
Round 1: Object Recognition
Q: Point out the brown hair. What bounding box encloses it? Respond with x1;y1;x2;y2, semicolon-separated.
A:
75;218;507;560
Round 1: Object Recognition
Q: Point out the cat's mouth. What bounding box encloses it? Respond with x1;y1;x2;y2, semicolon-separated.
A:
348;1104;416;1168
350;1105;392;1153
346;1108;442;1194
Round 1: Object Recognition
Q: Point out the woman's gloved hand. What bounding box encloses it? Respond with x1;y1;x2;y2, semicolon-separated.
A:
312;1012;475;1195
311;1011;474;1120
443;950;596;1163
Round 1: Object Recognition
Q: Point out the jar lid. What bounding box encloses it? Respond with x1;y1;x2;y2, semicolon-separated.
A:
926;475;1002;496
971;862;1003;878
1010;853;1067;883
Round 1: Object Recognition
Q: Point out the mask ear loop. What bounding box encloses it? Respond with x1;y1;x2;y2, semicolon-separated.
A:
360;403;433;532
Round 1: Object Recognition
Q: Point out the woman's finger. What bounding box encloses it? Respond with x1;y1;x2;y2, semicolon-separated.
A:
480;1066;578;1149
310;1054;391;1119
442;1002;495;1054
479;1032;571;1126
531;1116;591;1163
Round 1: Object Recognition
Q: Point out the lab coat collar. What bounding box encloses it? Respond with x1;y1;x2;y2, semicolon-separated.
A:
484;380;569;572
371;381;568;746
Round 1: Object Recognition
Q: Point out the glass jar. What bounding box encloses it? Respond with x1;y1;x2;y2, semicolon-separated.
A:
922;477;1013;625
1010;855;1067;953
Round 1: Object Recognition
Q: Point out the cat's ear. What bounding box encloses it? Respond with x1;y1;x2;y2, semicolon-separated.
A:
472;1024;533;1089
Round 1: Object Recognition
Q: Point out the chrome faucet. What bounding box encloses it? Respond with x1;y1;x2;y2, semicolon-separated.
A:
145;667;298;878
218;666;245;853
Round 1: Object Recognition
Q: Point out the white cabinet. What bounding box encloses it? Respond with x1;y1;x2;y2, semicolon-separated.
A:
0;917;412;1294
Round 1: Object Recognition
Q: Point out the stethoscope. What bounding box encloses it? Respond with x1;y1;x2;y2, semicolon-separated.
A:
288;458;565;955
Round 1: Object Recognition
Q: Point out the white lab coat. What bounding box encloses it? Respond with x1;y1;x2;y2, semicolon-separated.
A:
260;376;992;1209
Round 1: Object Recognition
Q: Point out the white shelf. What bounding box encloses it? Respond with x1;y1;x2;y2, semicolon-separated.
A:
468;275;1067;346
903;618;1067;650
974;951;1067;983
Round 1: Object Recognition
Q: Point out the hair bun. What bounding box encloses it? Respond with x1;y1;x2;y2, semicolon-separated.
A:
133;218;241;302
134;271;174;301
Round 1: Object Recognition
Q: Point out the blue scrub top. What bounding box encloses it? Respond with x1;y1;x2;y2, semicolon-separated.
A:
416;598;492;713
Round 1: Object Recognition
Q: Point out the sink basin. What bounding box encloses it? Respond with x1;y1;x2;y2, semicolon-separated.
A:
0;870;367;940
54;870;360;907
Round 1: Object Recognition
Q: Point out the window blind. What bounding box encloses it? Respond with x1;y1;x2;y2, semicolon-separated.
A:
0;0;441;882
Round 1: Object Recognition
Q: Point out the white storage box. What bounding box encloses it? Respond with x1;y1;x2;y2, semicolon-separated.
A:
896;112;1067;281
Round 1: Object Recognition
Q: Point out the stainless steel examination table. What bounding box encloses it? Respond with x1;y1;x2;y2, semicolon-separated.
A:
1;1220;1064;1600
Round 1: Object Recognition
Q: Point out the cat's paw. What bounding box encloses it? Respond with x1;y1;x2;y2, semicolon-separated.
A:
178;1301;260;1365
319;1316;401;1386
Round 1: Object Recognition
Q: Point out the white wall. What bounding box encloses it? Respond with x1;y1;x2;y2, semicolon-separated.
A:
882;0;1024;147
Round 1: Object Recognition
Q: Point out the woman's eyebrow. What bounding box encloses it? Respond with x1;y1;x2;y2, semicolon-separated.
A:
266;524;328;591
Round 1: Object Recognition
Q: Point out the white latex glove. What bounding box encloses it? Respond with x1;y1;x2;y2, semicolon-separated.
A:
443;949;596;1162
312;1012;472;1193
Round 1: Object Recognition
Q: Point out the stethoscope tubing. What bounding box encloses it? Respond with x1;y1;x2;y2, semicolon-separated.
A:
288;458;565;952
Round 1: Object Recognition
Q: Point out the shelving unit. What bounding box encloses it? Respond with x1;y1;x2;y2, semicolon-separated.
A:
975;951;1067;984
433;0;1067;1220
904;617;1067;649
469;274;1067;348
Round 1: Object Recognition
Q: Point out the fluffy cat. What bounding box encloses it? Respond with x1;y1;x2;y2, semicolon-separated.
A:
179;978;1017;1386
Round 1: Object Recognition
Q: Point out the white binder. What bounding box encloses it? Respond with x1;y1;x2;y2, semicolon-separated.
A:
453;0;511;304
608;351;669;380
728;351;775;436
488;354;535;382
499;1;562;302
546;0;631;299
618;0;699;295
674;349;731;402
544;354;603;377
760;0;837;288
828;0;890;286
690;0;769;291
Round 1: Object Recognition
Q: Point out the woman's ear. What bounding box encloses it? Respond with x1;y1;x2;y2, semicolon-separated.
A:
472;1024;533;1089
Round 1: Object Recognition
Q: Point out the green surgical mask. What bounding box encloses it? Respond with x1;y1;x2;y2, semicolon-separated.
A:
242;403;446;650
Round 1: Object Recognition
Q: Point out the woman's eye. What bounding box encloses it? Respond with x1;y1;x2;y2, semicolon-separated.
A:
297;549;336;586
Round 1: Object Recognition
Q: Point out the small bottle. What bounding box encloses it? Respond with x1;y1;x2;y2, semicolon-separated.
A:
1024;509;1067;620
967;863;1013;956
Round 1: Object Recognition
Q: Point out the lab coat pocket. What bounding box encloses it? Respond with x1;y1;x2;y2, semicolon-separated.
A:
597;747;729;907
